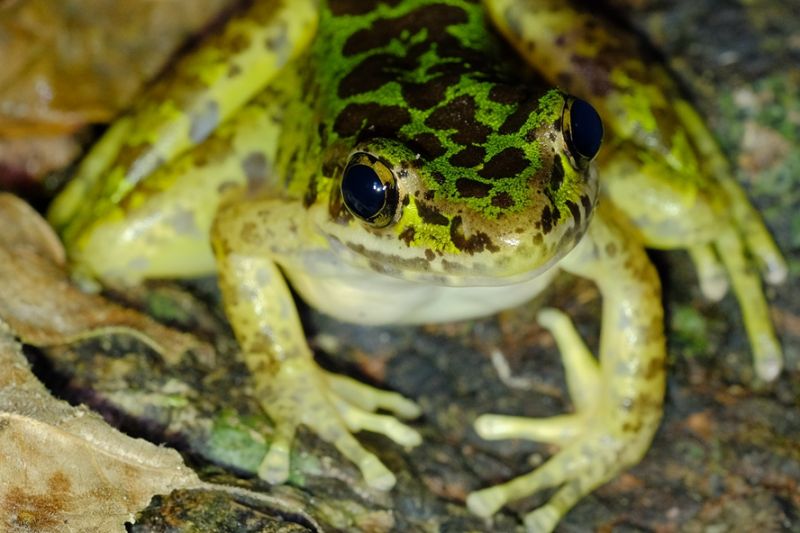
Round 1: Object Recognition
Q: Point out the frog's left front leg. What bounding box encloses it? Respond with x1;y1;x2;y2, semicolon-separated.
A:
468;203;665;532
212;199;421;490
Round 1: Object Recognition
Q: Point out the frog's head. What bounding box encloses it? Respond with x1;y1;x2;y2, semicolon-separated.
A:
317;88;603;286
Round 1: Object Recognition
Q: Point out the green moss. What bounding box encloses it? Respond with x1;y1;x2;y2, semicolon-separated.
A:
207;409;268;473
671;305;711;358
146;291;192;323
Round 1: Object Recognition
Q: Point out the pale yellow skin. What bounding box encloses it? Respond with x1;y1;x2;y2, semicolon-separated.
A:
47;0;783;531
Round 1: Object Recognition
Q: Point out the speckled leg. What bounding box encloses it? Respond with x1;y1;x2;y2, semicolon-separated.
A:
212;199;421;491
49;0;319;244
468;204;665;532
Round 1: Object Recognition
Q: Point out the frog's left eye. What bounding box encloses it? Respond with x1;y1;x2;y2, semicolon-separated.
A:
563;97;604;167
341;153;399;227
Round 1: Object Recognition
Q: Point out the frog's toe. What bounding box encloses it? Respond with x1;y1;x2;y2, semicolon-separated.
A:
258;424;294;484
474;413;583;446
255;357;418;490
331;394;422;446
314;420;398;491
466;441;594;520
717;228;784;380
468;432;633;532
689;244;729;301
536;308;600;410
469;304;661;528
323;371;421;419
763;253;788;285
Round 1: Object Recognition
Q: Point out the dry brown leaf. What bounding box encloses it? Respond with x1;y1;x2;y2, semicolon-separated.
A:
0;320;204;531
0;193;207;365
0;194;322;530
0;0;237;186
0;0;236;137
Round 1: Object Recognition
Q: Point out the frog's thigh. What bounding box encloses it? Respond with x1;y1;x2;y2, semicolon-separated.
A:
469;204;665;532
72;98;284;284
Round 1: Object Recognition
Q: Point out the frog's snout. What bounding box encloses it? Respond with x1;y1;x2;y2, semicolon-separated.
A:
562;96;604;168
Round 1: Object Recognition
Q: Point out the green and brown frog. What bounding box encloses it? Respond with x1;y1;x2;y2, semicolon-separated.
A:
47;0;785;530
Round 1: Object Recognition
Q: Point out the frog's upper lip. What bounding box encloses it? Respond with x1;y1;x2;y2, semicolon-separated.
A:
322;229;573;288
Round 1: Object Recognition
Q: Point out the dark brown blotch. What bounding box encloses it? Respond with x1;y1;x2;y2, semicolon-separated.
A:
549;155;565;191
401;73;460;110
449;145;486;168
399;226;416;245
478;147;530;179
488;84;526;105
333;103;411;139
416;201;449;226
540;203;555;234
450;216;499;254
580;193;594;215
499;98;539;135
565;199;581;226
455;178;491;198
342;4;469;57
425;95;491;145
328;0;402;16
491;191;515;209
410;133;446;158
338;54;399;98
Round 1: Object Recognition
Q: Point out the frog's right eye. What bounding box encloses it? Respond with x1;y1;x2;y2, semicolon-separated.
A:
341;153;399;228
562;97;604;168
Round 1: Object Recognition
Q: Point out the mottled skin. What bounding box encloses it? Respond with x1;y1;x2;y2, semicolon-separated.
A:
47;0;783;531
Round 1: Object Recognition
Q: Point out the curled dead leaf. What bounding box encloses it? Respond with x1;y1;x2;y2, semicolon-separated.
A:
0;193;208;365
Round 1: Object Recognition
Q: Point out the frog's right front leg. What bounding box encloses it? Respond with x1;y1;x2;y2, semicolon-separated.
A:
212;199;421;490
49;0;319;244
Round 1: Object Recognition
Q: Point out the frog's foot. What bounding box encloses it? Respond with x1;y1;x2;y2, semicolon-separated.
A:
467;309;659;532
257;357;421;491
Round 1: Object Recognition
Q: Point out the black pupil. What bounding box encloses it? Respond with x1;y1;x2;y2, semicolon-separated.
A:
341;164;387;220
569;98;603;160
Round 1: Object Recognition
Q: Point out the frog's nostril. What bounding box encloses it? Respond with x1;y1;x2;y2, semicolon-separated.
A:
563;97;604;165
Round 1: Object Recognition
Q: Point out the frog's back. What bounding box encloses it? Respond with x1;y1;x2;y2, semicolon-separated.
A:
314;0;533;149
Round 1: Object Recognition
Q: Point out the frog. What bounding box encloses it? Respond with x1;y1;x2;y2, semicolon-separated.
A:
46;0;784;531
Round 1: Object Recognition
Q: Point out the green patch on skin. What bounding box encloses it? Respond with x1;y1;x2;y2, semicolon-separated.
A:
396;198;459;253
610;67;663;135
531;88;564;130
550;152;586;214
670;305;711;359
